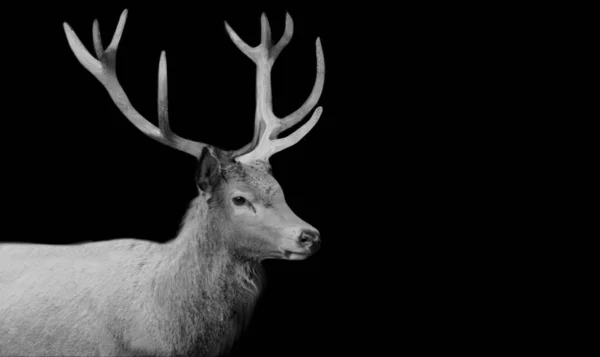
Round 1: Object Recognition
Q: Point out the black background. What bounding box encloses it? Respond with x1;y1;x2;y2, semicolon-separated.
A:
0;2;570;355
1;3;353;357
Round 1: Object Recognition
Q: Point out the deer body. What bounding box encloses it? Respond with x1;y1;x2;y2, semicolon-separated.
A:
0;9;324;357
0;197;261;356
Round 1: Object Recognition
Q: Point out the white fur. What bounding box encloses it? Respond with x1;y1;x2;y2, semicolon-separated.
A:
0;197;261;356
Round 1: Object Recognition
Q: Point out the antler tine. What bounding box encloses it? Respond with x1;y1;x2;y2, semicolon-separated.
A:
270;13;294;62
261;13;272;49
226;13;325;164
157;51;171;136
275;38;325;136
63;9;207;158
92;19;103;60
224;21;257;63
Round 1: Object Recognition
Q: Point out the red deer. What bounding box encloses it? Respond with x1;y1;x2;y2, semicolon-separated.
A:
0;9;324;356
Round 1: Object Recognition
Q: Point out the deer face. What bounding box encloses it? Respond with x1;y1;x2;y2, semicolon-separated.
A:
197;149;320;261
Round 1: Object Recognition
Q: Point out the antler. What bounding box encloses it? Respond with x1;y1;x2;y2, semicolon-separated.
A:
63;9;207;157
225;13;325;164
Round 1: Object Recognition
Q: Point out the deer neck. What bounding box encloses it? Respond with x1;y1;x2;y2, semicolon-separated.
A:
154;195;263;355
160;194;262;301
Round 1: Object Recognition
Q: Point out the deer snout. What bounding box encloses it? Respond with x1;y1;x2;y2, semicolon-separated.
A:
278;226;321;260
298;229;320;252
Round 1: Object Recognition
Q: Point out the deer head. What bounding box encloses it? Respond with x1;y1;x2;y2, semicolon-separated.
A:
63;10;324;261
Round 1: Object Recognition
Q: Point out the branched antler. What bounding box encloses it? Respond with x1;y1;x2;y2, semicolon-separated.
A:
63;10;324;163
225;13;325;164
63;9;207;157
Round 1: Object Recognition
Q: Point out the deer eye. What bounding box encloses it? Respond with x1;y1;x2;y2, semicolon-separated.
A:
232;196;247;206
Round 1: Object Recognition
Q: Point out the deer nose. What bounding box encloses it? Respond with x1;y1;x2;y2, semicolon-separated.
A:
298;229;320;250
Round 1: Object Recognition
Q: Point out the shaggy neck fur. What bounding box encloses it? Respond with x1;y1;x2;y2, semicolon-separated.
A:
154;195;263;357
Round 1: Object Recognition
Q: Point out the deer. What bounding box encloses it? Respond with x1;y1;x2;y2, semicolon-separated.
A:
0;9;324;357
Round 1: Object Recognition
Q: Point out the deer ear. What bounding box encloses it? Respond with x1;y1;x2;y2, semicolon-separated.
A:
196;147;221;193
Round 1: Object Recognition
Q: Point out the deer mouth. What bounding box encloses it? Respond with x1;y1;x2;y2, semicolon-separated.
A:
283;250;310;260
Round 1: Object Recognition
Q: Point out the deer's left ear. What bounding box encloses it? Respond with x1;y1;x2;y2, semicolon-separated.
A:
196;147;221;194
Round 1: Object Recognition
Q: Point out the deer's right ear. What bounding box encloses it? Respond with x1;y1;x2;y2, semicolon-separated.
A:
196;147;221;194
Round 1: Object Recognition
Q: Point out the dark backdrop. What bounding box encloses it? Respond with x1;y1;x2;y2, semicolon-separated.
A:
0;2;546;355
1;3;352;357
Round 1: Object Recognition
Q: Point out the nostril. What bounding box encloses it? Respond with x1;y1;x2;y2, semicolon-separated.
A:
299;230;320;247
